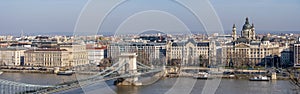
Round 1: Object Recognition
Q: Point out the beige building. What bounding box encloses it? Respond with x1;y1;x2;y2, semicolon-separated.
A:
167;39;215;66
24;43;88;67
59;43;88;66
223;38;280;67
224;18;280;67
24;48;69;67
0;48;26;66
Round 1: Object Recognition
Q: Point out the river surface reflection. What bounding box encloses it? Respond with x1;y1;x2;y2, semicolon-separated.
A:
1;72;299;94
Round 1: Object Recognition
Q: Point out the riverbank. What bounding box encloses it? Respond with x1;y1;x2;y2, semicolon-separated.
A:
0;68;292;81
1;71;298;94
0;69;53;74
0;66;56;74
176;72;290;80
57;78;299;94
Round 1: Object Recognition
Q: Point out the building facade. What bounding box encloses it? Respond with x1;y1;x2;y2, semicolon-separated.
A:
59;43;88;66
281;50;293;67
87;47;105;65
167;39;214;66
24;48;69;67
108;42;166;65
224;18;280;67
294;43;300;67
223;41;280;67
0;48;26;66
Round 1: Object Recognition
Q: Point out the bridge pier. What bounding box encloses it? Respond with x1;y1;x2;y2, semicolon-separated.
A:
117;53;142;86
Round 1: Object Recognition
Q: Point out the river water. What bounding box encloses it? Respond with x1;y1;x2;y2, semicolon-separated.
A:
1;72;300;94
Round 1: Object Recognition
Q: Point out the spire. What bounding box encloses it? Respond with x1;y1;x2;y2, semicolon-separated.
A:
232;24;237;41
21;29;24;38
245;17;249;24
252;23;254;28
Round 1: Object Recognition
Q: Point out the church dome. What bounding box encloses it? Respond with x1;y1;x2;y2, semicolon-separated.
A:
261;36;269;41
242;17;252;30
243;24;252;30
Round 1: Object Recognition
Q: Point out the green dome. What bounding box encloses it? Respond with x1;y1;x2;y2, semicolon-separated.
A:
243;24;252;30
261;36;269;41
243;17;252;30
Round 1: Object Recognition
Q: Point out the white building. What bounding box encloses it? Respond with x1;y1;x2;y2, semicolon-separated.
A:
87;47;105;65
294;43;300;67
0;48;27;66
108;42;166;65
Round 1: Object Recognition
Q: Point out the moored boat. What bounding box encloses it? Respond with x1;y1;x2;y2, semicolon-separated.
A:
0;71;3;75
193;72;213;79
249;75;270;81
57;70;74;76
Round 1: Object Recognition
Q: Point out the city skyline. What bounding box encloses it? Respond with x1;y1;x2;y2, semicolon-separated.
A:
1;1;300;94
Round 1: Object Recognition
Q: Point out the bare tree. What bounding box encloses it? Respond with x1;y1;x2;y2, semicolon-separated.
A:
169;59;181;68
136;49;150;66
233;50;249;68
99;58;112;67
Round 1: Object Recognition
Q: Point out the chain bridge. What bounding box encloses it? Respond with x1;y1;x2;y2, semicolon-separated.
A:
0;53;165;94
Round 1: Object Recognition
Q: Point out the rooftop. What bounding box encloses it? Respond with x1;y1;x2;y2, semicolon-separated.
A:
24;48;67;52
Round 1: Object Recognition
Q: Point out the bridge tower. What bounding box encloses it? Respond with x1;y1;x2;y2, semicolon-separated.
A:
118;53;142;86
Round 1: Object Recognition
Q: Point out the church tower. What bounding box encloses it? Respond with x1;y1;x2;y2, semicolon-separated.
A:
232;24;237;41
251;23;256;40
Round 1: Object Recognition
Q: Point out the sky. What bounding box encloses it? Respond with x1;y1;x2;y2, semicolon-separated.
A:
0;0;299;36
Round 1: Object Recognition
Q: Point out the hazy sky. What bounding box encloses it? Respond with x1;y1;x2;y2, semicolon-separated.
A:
0;0;299;35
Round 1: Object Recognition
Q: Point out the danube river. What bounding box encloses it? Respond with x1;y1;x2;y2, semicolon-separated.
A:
1;72;299;94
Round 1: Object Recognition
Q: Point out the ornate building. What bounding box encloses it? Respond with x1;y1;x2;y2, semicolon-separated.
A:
224;17;280;67
167;39;215;66
233;17;256;41
58;43;88;67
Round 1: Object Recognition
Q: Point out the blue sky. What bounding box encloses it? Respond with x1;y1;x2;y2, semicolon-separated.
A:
211;0;300;33
0;0;299;35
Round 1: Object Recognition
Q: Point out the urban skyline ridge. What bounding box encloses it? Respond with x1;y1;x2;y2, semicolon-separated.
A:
0;30;299;36
1;0;300;93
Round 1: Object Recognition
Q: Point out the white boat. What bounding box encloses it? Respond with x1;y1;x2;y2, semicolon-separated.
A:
193;72;213;79
0;71;3;75
249;75;270;81
229;74;235;78
57;70;74;76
